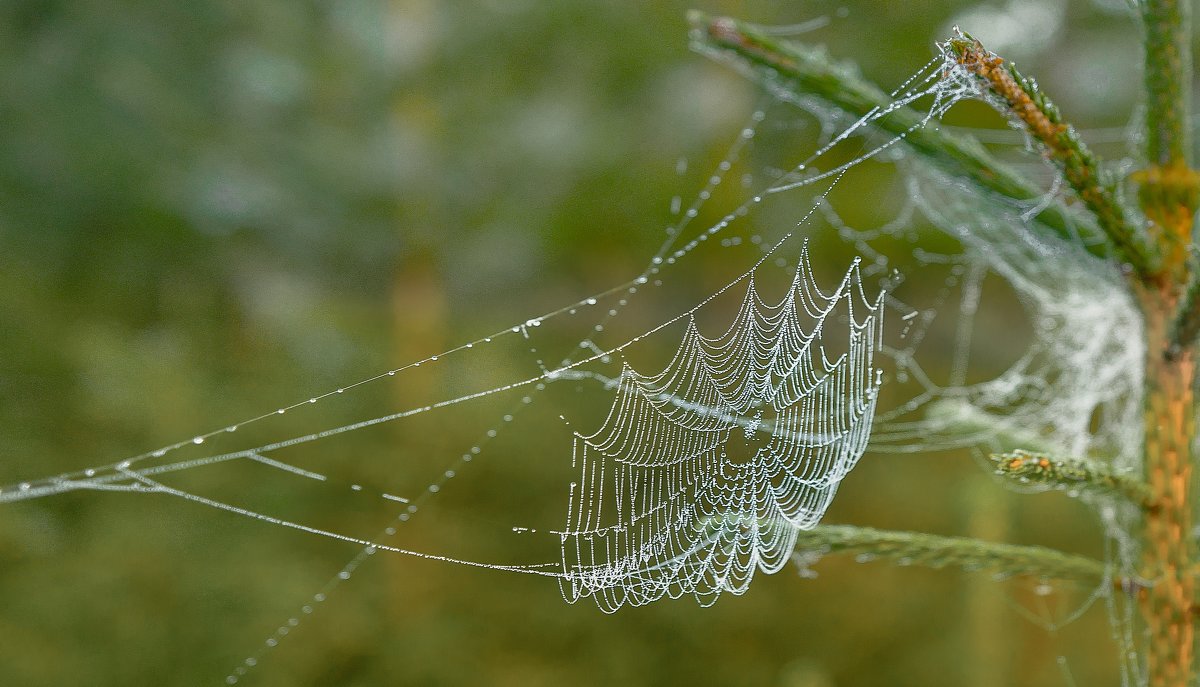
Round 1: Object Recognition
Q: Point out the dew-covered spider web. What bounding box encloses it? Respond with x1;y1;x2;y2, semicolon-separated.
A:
560;246;883;611
1;14;1151;686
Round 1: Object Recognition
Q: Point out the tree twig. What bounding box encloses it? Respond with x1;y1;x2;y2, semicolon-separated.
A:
987;449;1156;510
794;524;1112;585
948;34;1157;278
688;12;1110;264
1170;276;1200;357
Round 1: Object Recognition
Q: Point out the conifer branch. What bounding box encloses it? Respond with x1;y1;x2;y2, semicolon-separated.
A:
794;524;1111;585
947;35;1158;278
1169;276;1200;358
987;449;1156;510
688;13;1109;265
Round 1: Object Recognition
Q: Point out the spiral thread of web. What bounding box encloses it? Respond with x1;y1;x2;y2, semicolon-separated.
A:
559;248;883;612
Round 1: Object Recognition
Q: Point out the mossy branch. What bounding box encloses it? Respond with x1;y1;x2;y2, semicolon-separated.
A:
988;449;1156;510
794;524;1109;585
688;12;1109;264
948;35;1157;278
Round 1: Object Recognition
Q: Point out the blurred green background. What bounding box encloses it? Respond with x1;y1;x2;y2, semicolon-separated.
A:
0;1;1153;685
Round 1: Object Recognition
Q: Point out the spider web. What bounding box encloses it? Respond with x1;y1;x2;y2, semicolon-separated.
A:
0;61;933;680
560;246;883;611
0;11;1146;686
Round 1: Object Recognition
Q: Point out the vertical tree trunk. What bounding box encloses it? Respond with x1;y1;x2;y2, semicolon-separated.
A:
1139;2;1197;683
1140;289;1196;687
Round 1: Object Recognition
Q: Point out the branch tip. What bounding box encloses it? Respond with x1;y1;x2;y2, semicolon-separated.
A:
947;33;1157;278
795;524;1109;585
690;14;1113;267
988;449;1155;510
